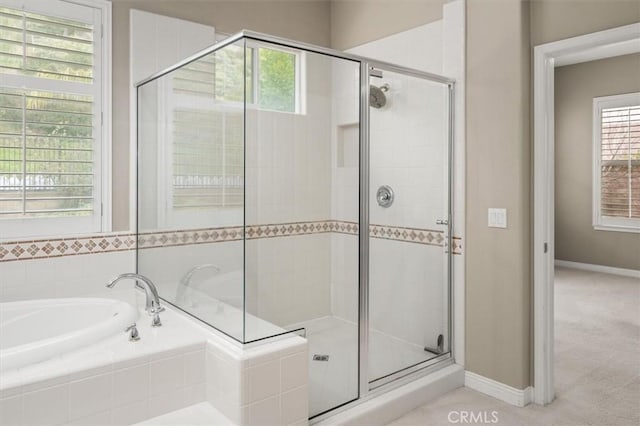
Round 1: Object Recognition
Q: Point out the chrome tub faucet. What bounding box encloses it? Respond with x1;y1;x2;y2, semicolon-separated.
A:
107;273;165;327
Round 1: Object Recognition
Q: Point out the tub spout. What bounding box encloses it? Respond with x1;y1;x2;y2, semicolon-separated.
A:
106;273;165;327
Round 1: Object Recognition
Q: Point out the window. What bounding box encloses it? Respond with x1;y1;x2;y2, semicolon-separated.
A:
155;41;302;228
593;92;640;232
172;42;302;113
171;108;244;210
0;0;110;238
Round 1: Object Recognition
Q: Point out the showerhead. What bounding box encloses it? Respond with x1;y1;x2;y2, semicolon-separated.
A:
369;83;390;109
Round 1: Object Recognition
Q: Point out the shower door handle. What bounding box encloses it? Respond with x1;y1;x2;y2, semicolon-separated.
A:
436;219;448;225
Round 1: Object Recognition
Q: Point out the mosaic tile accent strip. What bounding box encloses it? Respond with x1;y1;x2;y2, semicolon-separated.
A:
370;224;444;246
0;220;462;262
245;220;335;239
137;226;244;248
0;232;136;262
452;237;463;255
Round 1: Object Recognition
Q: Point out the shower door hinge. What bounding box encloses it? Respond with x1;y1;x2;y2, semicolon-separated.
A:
369;67;383;78
544;242;548;253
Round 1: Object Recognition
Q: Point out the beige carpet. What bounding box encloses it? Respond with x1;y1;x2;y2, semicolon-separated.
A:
389;266;640;426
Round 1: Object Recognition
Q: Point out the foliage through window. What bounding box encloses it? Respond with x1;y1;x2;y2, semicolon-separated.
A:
0;0;108;237
172;43;299;112
593;93;640;232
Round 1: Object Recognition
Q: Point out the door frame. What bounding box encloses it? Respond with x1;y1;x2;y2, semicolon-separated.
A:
532;22;640;405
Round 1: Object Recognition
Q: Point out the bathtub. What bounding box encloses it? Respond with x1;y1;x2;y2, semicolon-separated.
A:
0;298;137;372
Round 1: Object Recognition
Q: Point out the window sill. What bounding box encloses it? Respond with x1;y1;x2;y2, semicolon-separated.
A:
593;224;640;234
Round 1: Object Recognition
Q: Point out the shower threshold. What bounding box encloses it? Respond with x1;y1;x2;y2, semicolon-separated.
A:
285;316;448;418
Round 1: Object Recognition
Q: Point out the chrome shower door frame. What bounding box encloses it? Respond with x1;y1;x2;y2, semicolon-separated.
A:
358;61;455;398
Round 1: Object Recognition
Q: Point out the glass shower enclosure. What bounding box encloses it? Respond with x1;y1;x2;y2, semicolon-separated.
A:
136;31;453;419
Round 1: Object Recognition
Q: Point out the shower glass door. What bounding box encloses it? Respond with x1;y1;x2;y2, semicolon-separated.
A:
367;67;451;386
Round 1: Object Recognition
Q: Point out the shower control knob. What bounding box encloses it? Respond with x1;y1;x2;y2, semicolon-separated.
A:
376;185;394;208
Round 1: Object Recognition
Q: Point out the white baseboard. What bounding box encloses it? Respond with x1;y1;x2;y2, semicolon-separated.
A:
555;260;640;279
464;371;532;407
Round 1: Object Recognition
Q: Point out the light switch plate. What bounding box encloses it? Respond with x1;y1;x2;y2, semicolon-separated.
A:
488;208;507;228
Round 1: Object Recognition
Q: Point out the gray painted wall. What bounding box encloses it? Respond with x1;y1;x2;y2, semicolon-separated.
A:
466;0;640;391
554;54;640;271
329;0;445;50
466;0;531;390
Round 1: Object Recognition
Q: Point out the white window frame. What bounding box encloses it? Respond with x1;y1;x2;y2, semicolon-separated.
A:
592;92;640;233
0;0;111;239
248;41;305;115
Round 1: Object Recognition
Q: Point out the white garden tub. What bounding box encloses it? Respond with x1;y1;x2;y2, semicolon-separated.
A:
0;298;137;372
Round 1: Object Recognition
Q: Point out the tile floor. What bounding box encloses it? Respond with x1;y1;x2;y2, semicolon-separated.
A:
388;267;640;426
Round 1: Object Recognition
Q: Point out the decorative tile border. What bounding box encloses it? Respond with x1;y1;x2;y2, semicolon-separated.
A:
0;220;462;262
370;224;444;246
137;226;244;248
452;237;463;255
0;232;136;262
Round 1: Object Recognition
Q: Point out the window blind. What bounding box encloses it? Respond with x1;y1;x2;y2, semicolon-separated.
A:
0;4;98;220
172;108;243;209
0;6;93;83
600;105;640;219
166;43;298;213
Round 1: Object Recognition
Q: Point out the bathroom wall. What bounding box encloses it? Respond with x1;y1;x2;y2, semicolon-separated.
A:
530;0;640;46
0;246;134;302
465;0;640;391
465;0;531;390
554;54;640;270
329;0;446;50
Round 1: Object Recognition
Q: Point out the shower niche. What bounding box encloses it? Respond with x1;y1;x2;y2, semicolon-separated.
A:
136;31;454;420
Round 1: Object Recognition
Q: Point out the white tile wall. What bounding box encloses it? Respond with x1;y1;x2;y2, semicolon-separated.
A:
247;234;332;328
68;373;113;420
205;336;309;426
113;364;150;407
281;385;309;426
280;352;308;392
0;347;207;426
0;250;135;303
245;359;280;402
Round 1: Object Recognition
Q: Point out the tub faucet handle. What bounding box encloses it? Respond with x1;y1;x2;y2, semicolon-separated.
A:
125;324;140;342
106;273;164;327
